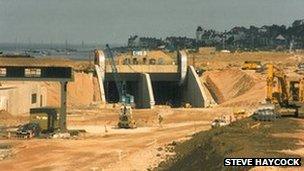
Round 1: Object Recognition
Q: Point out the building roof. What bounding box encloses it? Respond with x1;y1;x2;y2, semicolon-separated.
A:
276;34;286;40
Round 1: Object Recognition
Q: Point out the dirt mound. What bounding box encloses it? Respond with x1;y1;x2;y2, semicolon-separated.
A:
0;110;27;126
220;80;265;108
157;118;304;170
203;69;255;104
203;76;225;103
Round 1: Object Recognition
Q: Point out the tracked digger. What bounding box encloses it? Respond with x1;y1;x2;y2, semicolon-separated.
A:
253;64;304;121
106;45;136;128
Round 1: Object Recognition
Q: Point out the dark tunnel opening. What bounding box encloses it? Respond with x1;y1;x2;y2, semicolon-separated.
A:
105;80;183;108
152;81;182;107
105;81;138;104
105;81;119;103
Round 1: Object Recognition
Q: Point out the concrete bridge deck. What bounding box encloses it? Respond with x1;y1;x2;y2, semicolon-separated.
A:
105;65;178;73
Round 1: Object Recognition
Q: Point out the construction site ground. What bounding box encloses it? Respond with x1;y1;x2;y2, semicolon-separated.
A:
1;51;304;170
158;117;304;171
0;107;226;170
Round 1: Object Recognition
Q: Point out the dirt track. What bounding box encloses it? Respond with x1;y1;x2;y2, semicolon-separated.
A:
0;108;224;171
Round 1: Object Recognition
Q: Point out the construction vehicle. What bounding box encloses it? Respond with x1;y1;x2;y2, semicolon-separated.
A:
16;123;41;138
16;107;59;138
233;108;247;120
253;64;304;120
211;115;230;128
195;68;204;76
29;107;59;133
241;61;262;71
252;103;280;121
295;63;304;75
106;45;136;129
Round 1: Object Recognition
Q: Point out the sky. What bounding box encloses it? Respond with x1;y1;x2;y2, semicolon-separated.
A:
0;0;303;45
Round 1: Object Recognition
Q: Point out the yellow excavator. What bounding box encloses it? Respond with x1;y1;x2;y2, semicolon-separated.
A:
265;64;289;106
253;64;304;120
241;61;262;71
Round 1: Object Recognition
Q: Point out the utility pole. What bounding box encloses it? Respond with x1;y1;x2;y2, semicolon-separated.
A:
28;37;32;49
222;30;227;50
41;40;44;49
65;40;68;55
289;36;294;53
15;37;18;50
65;40;68;50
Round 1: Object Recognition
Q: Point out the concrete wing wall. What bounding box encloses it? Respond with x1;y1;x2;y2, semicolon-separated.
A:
137;73;155;108
178;50;187;85
95;65;106;103
183;66;207;107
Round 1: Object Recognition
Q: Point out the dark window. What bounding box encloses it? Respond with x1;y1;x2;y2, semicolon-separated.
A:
31;93;37;104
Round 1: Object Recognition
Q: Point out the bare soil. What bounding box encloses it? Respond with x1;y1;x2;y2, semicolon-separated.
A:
0;107;222;171
157;118;304;171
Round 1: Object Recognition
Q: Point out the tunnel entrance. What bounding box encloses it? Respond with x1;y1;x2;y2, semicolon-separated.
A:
104;81;138;104
105;81;119;103
105;80;183;107
152;81;182;107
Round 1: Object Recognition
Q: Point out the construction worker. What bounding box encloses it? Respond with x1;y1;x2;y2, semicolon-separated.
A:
104;125;108;133
7;131;11;139
158;114;163;128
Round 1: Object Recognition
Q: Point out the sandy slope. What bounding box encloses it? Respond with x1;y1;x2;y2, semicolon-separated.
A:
42;72;99;107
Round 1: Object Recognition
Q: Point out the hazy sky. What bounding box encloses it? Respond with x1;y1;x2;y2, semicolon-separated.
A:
0;0;303;45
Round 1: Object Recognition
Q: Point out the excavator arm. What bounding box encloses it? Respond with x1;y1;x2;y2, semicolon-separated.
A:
266;64;289;106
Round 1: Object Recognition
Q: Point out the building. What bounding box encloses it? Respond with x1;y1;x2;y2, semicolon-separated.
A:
275;34;287;45
0;82;47;115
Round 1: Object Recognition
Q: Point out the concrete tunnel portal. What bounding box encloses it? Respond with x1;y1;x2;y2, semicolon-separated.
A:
104;75;183;107
94;50;216;108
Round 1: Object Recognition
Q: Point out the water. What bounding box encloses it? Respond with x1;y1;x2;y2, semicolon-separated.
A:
0;43;106;60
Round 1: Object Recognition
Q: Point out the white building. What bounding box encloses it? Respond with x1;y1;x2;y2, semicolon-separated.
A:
0;82;47;115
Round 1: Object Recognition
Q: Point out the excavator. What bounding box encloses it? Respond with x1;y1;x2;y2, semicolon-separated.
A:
106;45;136;128
241;61;262;71
253;64;304;120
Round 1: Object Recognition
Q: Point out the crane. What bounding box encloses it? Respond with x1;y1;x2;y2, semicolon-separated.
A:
106;44;136;128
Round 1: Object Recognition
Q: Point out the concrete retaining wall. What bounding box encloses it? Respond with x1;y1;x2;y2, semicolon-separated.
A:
178;50;188;85
95;65;106;103
183;66;209;107
137;73;155;108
